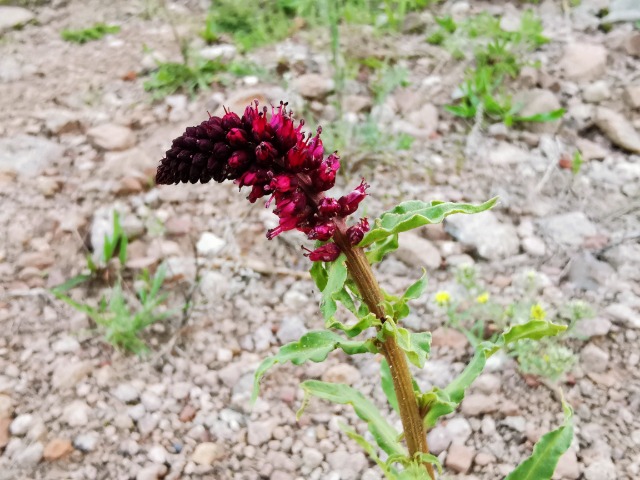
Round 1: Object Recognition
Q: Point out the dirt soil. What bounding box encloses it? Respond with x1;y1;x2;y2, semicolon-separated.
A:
1;0;639;479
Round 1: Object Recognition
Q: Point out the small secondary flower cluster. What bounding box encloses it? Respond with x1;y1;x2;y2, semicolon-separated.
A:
156;100;369;261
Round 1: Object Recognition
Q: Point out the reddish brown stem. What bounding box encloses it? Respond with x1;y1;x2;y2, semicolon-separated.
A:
333;229;435;479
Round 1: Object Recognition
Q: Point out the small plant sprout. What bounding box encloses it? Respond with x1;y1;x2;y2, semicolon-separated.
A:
155;99;574;478
61;23;121;44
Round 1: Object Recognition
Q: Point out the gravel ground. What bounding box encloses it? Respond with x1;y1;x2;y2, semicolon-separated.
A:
1;1;639;479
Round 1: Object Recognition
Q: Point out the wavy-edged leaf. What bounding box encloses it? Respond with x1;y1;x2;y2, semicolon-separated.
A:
380;322;432;368
319;254;348;321
505;400;573;480
422;320;566;427
360;198;498;249
402;270;428;301
365;234;399;264
327;313;379;338
340;423;399;479
299;380;406;457
251;331;377;403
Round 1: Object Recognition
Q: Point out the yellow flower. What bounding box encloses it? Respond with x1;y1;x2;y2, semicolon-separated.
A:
530;303;547;321
476;292;489;304
435;291;451;306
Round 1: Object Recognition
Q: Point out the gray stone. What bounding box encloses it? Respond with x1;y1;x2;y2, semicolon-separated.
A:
445;417;472;443
196;232;226;257
52;360;92;390
567;252;615;291
73;432;99;452
321;363;361;385
0;6;35;35
147;445;167;464
576;138;608;161
594;107;640;153
522;236;546;257
292;74;334;99
191;442;225;465
512;89;562;133
43;109;83;135
427;425;451;454
113;384;140;403
624;85;640;109
445;211;519;260
584;458;616;480
473;374;501;395
489;142;530;165
63;401;91;427
501;416;526;433
136;464;168;480
87;124;136;151
553;450;580;479
580;344;609;373
445;443;475;474
395;233;442;269
277;316;307;344
605;303;640;329
572;317;612;339
537;212;597;248
583;81;611;103
199;44;237;61
301;447;323;469
10;414;34;436
602;0;640;23
51;336;81;353
13;441;43;467
561;43;607;81
327;450;368;480
140;392;162;412
0;135;64;177
461;394;500;416
137;414;159;436
247;419;277;446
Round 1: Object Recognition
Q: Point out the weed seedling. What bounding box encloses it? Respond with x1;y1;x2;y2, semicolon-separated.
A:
61;23;120;44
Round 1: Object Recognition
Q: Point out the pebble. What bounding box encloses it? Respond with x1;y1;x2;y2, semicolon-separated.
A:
583;81;611;103
512;89;562;133
13;441;44;467
43;438;74;461
301;447;324;469
0;417;10;448
196;232;226;256
87;124;136;151
247;419;277;446
580;344;609;373
561;43;607;81
51;336;81;353
141;392;162;412
0;6;35;35
277;316;307;344
10;414;34;436
605;304;640;329
52;360;92;390
431;327;468;352
147;445;167;464
136;464;168;480
445;443;475;474
191;442;225;465
427;425;452;454
292;74;335;99
73;432;99;452
321;363;361;385
554;450;580;479
584;458;616;480
594;107;640;154
572;317;611;339
522;236;546;257
326;450;368;480
445;417;472;443
113;384;140;403
501;416;526;433
473;374;501;395
445;211;519;260
624;85;640;109
537;212;597;248
63;401;91;427
461;394;500;416
395;233;442;270
0;135;64;177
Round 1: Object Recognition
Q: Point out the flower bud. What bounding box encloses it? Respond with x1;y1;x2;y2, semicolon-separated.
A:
312;153;340;191
255;141;278;164
227;128;250;147
346;218;370;245
317;197;341;217
221;111;242;130
228;150;251;169
302;243;341;262
269;174;297;193
338;179;369;216
307;221;336;241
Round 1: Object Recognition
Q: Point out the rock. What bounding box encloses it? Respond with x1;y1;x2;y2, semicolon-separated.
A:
136;464;168;480
489;142;530;165
63;401;91;427
501;416;526;433
624;85;640;109
138;414;159;436
43;109;82;135
277;316;307;344
73;432;99;452
113;384;140;403
427;425;451;454
431;327;468;352
602;0;640;23
141;392;162;412
51;336;81;353
475;452;495;467
445;211;519;260
13;441;43;467
522;237;546;257
10;414;34;436
0;6;35;35
302;447;323;469
147;445;167;464
292;74;334;99
247;419;277;446
344;95;372;113
576;138;608;161
594;107;640;153
461;394;499;416
0;395;13;418
445;443;475;474
52;360;92;390
405;103;439;136
0;417;10;449
605;303;640;329
87;124;136;151
43;438;74;461
553;450;580;479
321;363;361;385
584;458;616;480
191;442;225;465
327;450;368;480
473;374;501;395
561;43;607;81
199;44;237;61
583;81;611;103
573;317;611;339
537;212;597;248
102;147;156;179
580;344;609;373
165;216;191;236
445;417;472;443
567;251;615;291
512;89;562;134
196;232;226;257
0;135;64;177
395;233;441;269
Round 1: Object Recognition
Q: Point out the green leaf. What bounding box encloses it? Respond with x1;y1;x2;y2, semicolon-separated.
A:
340;423;399;479
514;108;565;124
320;254;348;320
380;359;399;414
51;274;92;295
366;235;398;264
251;331;377;403
309;261;328;292
505;400;574;480
422;320;566;427
327;313;379;338
402;269;428;301
360;198;498;263
299;380;406;457
379;322;432;368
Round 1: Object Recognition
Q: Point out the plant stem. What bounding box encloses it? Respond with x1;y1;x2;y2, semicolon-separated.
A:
333;229;435;479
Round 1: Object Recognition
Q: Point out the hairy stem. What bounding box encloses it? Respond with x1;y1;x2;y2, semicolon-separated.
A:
333;229;435;479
